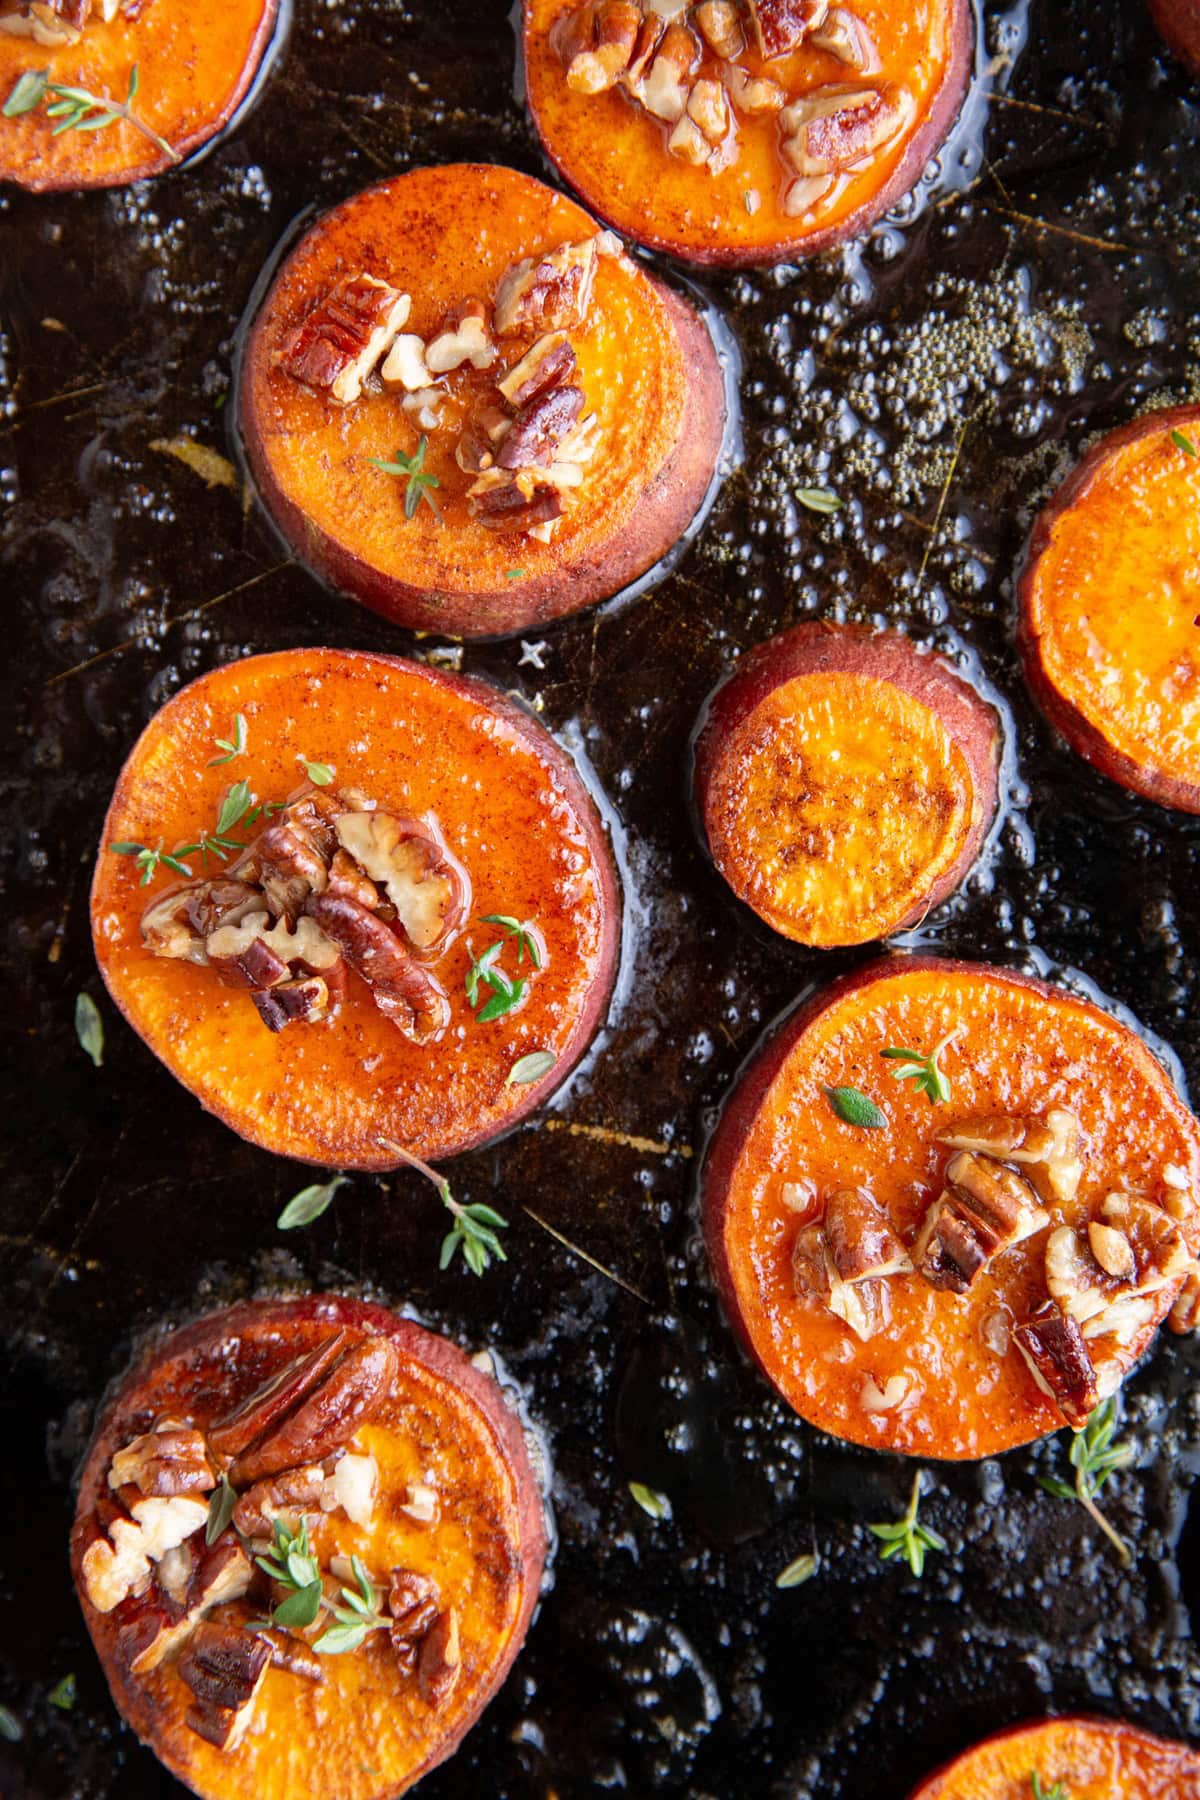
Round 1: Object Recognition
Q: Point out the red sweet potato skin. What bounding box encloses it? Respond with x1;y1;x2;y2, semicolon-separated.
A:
1147;0;1200;70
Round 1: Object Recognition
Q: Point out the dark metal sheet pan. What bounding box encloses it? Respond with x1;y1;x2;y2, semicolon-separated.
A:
2;0;1200;1794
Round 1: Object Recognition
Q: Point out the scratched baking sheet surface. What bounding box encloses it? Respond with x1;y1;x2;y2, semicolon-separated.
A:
2;1;1200;1794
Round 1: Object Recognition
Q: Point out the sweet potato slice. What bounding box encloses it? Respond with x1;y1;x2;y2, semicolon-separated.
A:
238;163;725;638
1147;0;1200;71
522;0;973;265
70;1294;547;1800
1018;404;1200;813
0;0;280;191
909;1714;1200;1798
693;623;1000;946
89;647;620;1169
702;955;1200;1459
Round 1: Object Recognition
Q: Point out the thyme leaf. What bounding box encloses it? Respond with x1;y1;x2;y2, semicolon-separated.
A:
369;434;441;519
313;1555;391;1654
506;1050;556;1088
775;1551;819;1589
1030;1776;1070;1800
1037;1397;1134;1565
629;1481;672;1522
824;1085;886;1129
796;486;841;514
3;64;180;163
277;1174;348;1231
46;1673;76;1712
304;760;334;786
880;1024;964;1105
251;1518;324;1630
205;1474;237;1546
1170;427;1197;458
381;1140;509;1276
466;917;543;1023
207;713;247;766
867;1471;946;1577
74;992;104;1068
110;839;194;885
0;1704;21;1742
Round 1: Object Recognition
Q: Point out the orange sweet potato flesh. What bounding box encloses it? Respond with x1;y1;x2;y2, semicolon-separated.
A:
703;955;1200;1459
90;647;620;1169
1019;404;1200;813
909;1715;1200;1799
238;163;726;638
693;623;999;947
70;1294;547;1800
0;0;279;191
523;0;973;265
1147;0;1200;70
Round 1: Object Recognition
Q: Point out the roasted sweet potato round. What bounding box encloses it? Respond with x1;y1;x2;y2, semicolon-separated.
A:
1019;404;1200;814
0;0;280;192
1147;0;1200;71
90;647;620;1169
70;1293;547;1800
693;623;1000;947
909;1714;1200;1799
703;955;1200;1459
238;162;726;638
522;0;974;266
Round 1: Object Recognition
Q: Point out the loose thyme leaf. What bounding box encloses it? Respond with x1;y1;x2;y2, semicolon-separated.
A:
272;1580;324;1629
206;1474;237;1545
1031;1776;1070;1800
506;1050;556;1088
796;486;842;514
3;68;49;116
824;1085;886;1129
74;992;104;1068
47;1673;76;1712
369;434;441;520
629;1481;672;1522
277;1174;348;1230
215;779;254;837
304;761;334;787
477;980;528;1023
504;568;525;579
881;1025;963;1105
1170;428;1197;458
207;713;247;766
775;1551;819;1589
0;1704;21;1742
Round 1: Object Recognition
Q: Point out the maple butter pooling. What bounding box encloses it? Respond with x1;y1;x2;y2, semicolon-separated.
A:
704;669;977;946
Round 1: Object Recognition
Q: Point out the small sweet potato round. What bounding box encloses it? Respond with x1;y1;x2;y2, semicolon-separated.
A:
522;0;974;266
90;647;620;1169
0;0;280;191
71;1294;547;1800
693;623;1000;947
908;1714;1200;1799
1018;404;1200;814
702;954;1200;1459
1147;0;1200;71
238;163;725;638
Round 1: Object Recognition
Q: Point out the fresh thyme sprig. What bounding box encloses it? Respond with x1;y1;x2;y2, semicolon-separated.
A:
174;779;258;865
1030;1776;1070;1800
465;917;543;1023
368;435;441;519
881;1024;965;1105
208;713;247;767
867;1471;946;1577
1037;1397;1134;1565
251;1517;325;1630
380;1139;509;1276
313;1556;392;1655
109;839;195;886
3;64;180;163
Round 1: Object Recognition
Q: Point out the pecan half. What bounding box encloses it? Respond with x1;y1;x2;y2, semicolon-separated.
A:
498;333;578;408
108;1422;213;1500
208;1330;350;1460
181;1622;271;1751
811;4;879;70
333;811;470;957
418;1607;462;1708
278;274;410;406
747;0;828;58
229;1337;399;1487
1013;1302;1098;1429
305;893;451;1042
494;237;599;336
782;83;915;177
389;1568;441;1674
498;384;585;470
937;1109;1083;1205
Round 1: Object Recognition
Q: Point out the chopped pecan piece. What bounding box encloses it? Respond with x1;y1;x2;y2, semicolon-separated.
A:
498;384;586;470
252;822;331;922
140;883;238;965
824;1188;912;1282
747;0;827;58
418;1607;462;1708
456;401;512;474
694;0;743;58
467;467;564;533
218;936;292;992
624;10;665;81
426;300;497;374
320;1450;379;1527
381;333;432;392
687;77;733;147
258;1625;323;1682
1170;1271;1200;1335
0;0;87;45
791;1210;894;1344
109;1422;213;1499
205;911;340;978
494;238;600;337
81;1495;210;1614
811;4;879;70
937;1108;1083;1205
118;1534;253;1675
251;973;335;1032
782;83;916;177
181;1622;271;1752
333;810;471;956
231;1464;327;1540
725;65;786;114
913;1153;1048;1294
208;1329;350;1460
635;21;700;122
389;1569;441;1674
498;332;578;408
229;1336;400;1488
278;274;410;407
1013;1302;1098;1429
1098;1192;1190;1291
562;0;641;93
